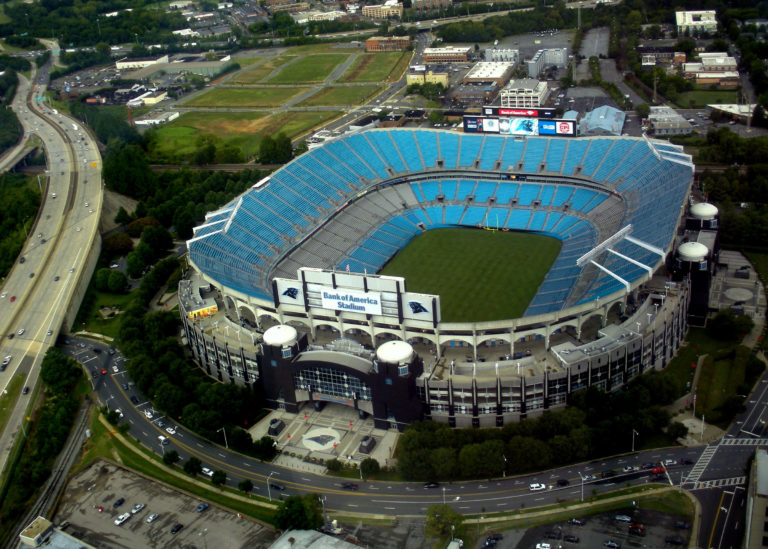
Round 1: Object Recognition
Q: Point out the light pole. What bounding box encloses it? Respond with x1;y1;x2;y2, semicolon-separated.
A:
105;395;113;411
159;439;165;456
578;471;584;502
218;427;228;449
442;486;446;505
267;471;275;502
502;454;507;478
632;429;639;453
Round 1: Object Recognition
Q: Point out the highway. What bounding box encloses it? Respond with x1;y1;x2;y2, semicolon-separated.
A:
0;55;103;478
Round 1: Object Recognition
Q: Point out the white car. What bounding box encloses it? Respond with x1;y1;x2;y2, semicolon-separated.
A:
529;483;547;491
536;543;551;549
2;355;10;366
131;503;145;514
166;426;176;435
144;410;154;419
114;512;131;526
112;365;119;373
201;467;214;478
146;513;159;523
17;329;24;336
662;459;675;466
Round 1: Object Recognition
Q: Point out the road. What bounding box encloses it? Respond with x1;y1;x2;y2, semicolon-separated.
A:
0;53;103;479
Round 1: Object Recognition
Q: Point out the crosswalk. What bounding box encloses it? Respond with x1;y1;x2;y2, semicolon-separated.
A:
691;476;746;490
720;437;768;446
683;444;719;486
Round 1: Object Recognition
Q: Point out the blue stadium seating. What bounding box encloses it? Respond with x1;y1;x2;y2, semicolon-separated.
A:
188;130;694;316
478;135;504;170
517;184;540;206
458;135;482;167
439;133;460;169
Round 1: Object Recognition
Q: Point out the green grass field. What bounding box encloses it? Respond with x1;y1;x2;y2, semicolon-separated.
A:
183;86;311;108
267;53;350;84
230;55;297;84
379;228;560;322
676;89;739;108
298;85;383;106
339;51;410;82
150;110;340;161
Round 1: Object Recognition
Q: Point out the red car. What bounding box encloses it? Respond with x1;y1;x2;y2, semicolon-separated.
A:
9;296;15;303
100;368;107;375
651;466;666;474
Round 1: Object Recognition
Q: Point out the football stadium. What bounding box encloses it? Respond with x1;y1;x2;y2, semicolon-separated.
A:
179;128;710;429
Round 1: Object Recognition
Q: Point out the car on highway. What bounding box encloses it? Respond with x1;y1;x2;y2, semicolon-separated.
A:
529;483;547;491
131;503;145;514
146;513;159;523
114;513;130;526
270;482;286;491
53;276;59;281
170;523;183;534
113;497;125;508
1;292;5;298
22;386;29;395
196;502;209;513
424;482;440;488
17;329;24;336
201;467;214;478
2;356;10;367
341;482;358;490
9;296;15;302
47;329;53;336
556;478;570;486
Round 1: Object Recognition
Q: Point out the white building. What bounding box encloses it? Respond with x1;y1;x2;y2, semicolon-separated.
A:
485;48;519;64
499;78;549;108
676;10;718;35
115;54;169;70
647;106;692;136
527;48;568;78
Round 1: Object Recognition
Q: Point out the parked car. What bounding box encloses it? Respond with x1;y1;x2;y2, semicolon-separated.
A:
563;535;580;543
603;541;621;548
113;497;125;508
196;502;209;513
614;515;632;523
131;503;145;514
666;535;685;545
171;523;184;534
114;513;130;526
146;513;159;523
568;518;585;526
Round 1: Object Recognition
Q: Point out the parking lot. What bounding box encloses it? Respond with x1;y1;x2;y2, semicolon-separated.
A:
514;507;691;549
53;460;277;549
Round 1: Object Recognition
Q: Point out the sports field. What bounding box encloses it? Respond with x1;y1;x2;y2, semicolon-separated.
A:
339;51;411;83
267;53;351;84
182;87;311;108
379;228;561;322
298;85;384;106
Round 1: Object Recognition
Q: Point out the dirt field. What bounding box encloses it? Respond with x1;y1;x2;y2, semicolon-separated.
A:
53;459;277;549
101;190;138;232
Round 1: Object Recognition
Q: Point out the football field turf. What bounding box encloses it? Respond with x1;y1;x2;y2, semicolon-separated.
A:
379;228;561;322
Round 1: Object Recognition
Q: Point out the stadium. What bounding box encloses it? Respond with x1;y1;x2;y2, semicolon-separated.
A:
180;128;701;429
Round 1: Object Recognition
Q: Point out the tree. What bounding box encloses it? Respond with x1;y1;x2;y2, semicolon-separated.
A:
425;504;463;537
275;494;323;530
94;267;111;291
635;103;650;119
360;457;380;478
103;232;134;256
667;422;689;440
184;456;202;476
126;250;146;278
212;469;227;487
238;479;254;493
707;309;754;341
107;270;127;293
163;450;180;465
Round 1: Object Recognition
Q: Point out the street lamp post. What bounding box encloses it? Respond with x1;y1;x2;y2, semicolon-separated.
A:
218;427;228;449
502;454;507;478
578;472;584;502
159;440;165;456
632;429;639;453
442;486;446;505
105;395;113;411
267;471;275;502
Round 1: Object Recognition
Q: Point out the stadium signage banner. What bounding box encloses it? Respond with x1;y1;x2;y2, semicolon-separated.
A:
464;116;576;137
482;106;555;118
321;287;382;315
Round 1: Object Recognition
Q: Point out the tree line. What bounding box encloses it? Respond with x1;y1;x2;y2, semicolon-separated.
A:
397;370;686;481
0;349;82;531
0;173;40;278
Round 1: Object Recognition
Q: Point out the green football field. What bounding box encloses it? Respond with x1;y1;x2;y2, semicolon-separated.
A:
379;228;561;322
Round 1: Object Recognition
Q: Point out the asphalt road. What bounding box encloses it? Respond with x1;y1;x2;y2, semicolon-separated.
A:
0;48;103;477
